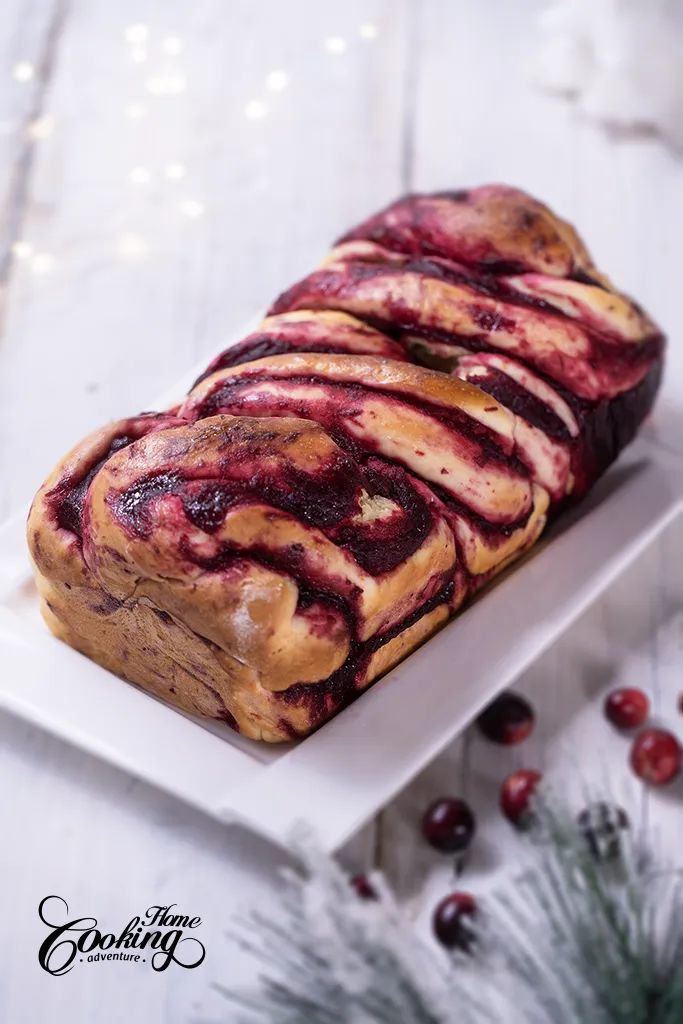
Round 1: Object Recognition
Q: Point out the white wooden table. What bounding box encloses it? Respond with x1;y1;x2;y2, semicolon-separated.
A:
1;2;683;1020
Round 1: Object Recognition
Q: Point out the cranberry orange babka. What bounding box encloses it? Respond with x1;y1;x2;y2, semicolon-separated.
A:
28;186;664;742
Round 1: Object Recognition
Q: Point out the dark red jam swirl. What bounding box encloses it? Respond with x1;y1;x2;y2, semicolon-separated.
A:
281;578;455;733
460;367;571;441
49;435;138;537
109;451;436;579
46;414;184;539
193;337;386;388
268;260;663;405
190;373;528;479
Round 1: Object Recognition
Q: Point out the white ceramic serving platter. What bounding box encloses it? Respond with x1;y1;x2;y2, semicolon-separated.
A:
1;328;683;854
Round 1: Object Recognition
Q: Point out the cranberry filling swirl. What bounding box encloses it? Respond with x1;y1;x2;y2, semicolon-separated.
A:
27;184;665;742
271;186;663;404
193;309;408;386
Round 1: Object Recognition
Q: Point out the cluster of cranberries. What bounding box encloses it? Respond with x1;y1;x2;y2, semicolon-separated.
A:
604;687;682;785
351;686;683;952
418;691;540;950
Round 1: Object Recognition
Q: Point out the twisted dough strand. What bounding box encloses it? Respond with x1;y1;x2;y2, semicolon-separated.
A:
27;186;664;740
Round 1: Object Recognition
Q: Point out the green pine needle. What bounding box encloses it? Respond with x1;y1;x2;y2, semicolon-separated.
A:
219;839;476;1024
484;799;683;1024
216;801;683;1024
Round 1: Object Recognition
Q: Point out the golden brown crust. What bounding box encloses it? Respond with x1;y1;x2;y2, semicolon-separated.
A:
187;350;515;423
339;185;599;280
196;309;409;384
271;267;657;401
33;541;454;743
181;354;535;524
502;273;657;343
29;413;460;739
255;310;405;354
28;413;184;588
27;184;665;742
273;185;662;402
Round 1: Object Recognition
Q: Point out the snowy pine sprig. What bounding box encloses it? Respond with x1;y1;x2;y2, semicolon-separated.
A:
217;802;683;1024
219;835;477;1024
484;802;683;1024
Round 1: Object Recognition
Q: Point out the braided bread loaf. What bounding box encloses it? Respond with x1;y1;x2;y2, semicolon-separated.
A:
28;186;664;741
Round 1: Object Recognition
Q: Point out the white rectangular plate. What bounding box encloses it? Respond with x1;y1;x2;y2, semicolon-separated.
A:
2;327;683;853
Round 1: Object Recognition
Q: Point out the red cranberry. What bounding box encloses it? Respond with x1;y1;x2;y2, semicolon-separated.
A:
421;798;476;854
350;874;377;900
604;688;650;731
433;892;477;952
500;769;542;826
630;729;682;786
476;691;535;745
577;803;630;861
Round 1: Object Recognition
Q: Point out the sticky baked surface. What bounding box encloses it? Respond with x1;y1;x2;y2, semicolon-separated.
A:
27;185;664;741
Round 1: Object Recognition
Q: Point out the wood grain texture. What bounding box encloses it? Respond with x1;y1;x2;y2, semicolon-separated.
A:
0;0;409;517
0;1;682;1020
0;0;66;283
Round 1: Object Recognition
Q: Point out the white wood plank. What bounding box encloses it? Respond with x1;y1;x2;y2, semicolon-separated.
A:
0;0;409;517
0;710;293;1024
412;1;574;208
0;0;65;274
411;0;683;441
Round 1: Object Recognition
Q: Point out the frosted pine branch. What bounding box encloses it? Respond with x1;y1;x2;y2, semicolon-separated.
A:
216;806;683;1024
219;835;478;1024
